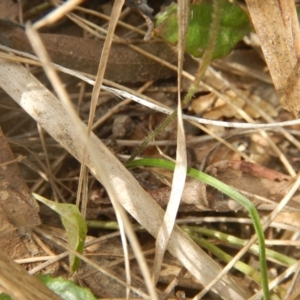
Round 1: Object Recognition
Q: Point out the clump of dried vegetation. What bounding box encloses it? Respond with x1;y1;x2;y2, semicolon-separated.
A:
1;0;300;299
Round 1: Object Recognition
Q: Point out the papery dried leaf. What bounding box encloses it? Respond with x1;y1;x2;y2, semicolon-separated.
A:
245;0;300;116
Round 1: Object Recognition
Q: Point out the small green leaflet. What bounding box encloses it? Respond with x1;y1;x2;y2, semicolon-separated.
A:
0;275;97;300
38;275;97;300
33;193;87;273
155;0;252;59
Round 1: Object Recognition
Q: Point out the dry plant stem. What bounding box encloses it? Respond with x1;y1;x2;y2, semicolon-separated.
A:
67;11;180;80
7;37;300;129
1;40;252;162
127;158;269;299
176;217;300;233
33;0;83;30
199;78;295;175
151;0;189;286
67;13;109;38
57;9;300;130
209;68;297;176
140;12;154;41
15;256;57;264
83;3;132;298
258;130;295;176
0;156;25;167
29;251;71;275
92;81;154;130
76;1;140;298
77;0;124;214
30;152;68;193
32;233;57;260
0;52;43;66
84;246;155;273
75;6;147;37
162;267;188;300
262;174;300;230
127;0;222;162
29;230;122;275
0;59;248;299
17;0;24;24
0;249;61;300
6;4;295;139
37;124;60;201
209;68;300;151
32;232;71;274
194;173;300;300
250;263;300;300
76;81;86;114
26;16;159;300
5;44;300;129
33;227;151;299
284;263;300;300
9;30;299;137
12;141;71;203
286;277;300;300
191;121;254;162
245;0;300;116
24;23;81;193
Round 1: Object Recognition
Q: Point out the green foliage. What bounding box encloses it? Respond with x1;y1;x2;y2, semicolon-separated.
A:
0;275;97;300
126;158;270;299
38;275;97;300
33;193;87;273
155;0;252;59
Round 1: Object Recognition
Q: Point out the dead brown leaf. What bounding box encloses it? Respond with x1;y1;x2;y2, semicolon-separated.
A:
205;160;300;212
0;130;58;286
0;127;40;229
0;128;61;298
146;159;300;213
245;0;300;116
2;26;177;83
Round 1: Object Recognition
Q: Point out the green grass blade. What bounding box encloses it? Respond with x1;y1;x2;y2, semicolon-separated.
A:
126;158;270;299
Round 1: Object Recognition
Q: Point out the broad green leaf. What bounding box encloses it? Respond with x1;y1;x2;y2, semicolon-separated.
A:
0;275;97;300
155;0;252;59
37;275;97;300
33;193;87;273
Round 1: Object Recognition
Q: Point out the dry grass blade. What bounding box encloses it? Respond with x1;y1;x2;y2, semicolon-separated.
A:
152;0;189;286
26;12;158;299
194;170;300;300
0;250;61;300
3;1;300;298
83;2;154;299
245;0;300;116
0;58;247;299
4;43;300;129
33;0;83;30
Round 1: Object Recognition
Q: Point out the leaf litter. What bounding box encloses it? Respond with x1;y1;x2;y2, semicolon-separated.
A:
1;0;300;299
